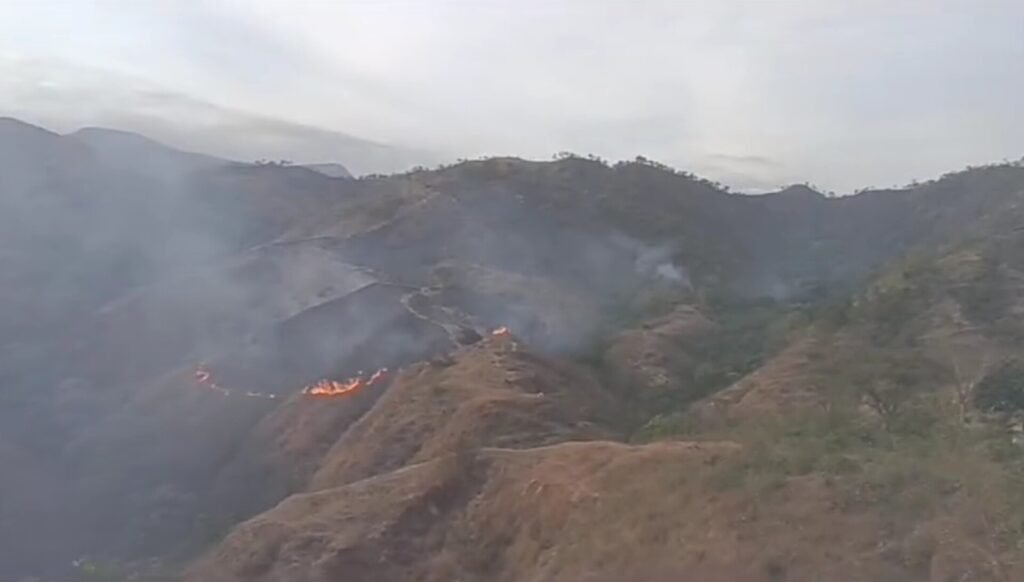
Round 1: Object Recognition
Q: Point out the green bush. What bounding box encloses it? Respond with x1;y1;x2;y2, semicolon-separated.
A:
976;360;1024;413
952;252;1009;323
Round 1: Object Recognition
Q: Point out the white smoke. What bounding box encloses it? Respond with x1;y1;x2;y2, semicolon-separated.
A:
655;262;689;285
630;241;691;288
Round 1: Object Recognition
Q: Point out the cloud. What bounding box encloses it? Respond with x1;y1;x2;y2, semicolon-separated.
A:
2;0;1023;191
0;55;432;174
704;154;779;168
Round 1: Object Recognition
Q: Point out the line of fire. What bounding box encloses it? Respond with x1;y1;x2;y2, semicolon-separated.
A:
192;327;512;400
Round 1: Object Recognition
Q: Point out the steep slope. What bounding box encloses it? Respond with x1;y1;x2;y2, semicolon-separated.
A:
55;280;457;560
189;235;1024;582
100;157;1024;580
188;442;742;582
192;436;1022;582
207;380;389;526
165;333;618;579
612;234;1024;582
202;329;614;531
690;231;1024;426
7;118;1024;580
310;333;619;491
602;304;719;416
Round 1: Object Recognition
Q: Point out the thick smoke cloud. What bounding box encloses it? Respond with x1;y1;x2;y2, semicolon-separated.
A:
0;119;702;579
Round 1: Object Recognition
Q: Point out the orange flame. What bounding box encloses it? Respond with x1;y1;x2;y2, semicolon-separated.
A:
303;377;363;397
303;367;391;398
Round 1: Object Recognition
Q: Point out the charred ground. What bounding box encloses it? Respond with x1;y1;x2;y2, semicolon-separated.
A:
3;118;1024;580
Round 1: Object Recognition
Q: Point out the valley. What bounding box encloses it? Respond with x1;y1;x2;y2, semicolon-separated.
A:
3;118;1024;581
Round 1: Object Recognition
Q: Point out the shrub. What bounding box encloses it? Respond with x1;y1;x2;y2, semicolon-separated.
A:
976;360;1024;414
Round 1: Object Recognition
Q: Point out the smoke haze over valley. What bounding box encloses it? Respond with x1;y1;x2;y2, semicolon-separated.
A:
3;3;1024;581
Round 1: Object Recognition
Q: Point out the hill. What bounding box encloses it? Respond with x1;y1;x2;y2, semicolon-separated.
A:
302;162;354;179
3;118;1024;580
70;126;226;175
189;232;1024;582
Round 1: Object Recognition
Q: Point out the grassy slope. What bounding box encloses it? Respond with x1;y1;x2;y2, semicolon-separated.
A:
633;232;1024;581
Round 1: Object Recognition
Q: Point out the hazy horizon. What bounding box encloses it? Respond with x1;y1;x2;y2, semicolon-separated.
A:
3;0;1023;191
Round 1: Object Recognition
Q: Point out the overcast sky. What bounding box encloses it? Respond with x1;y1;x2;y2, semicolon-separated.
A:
2;0;1023;191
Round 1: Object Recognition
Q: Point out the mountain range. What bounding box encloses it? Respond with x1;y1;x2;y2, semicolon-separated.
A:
2;117;1024;581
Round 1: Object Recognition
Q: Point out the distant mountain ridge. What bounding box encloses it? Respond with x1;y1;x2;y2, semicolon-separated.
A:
301;162;353;178
0;56;436;176
0;116;383;179
70;125;228;178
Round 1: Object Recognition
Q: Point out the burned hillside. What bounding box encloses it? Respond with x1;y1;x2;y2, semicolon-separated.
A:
4;119;1024;580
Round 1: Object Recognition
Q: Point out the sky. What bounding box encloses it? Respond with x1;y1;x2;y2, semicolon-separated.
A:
2;0;1023;191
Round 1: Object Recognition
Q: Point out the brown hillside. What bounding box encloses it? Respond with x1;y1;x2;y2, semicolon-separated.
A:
691;336;834;423
207;379;392;526
603;304;718;411
9;116;1024;580
310;334;619;490
699;237;1024;425
190;439;994;582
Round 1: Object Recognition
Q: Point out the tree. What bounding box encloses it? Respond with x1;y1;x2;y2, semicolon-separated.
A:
860;378;910;432
829;345;941;432
948;348;995;424
975;360;1024;414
